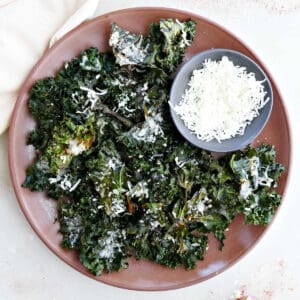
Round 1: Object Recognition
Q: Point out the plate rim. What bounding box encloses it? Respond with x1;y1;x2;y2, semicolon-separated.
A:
8;6;292;291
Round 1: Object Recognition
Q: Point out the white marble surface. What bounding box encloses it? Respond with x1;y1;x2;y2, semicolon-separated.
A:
1;1;300;299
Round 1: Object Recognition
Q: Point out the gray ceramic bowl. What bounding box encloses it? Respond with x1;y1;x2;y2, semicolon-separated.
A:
169;49;273;152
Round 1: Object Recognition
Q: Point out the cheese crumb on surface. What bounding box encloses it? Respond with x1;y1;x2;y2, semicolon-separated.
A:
48;174;82;192
173;56;269;142
127;181;149;199
98;231;123;260
68;139;88;156
130;113;164;143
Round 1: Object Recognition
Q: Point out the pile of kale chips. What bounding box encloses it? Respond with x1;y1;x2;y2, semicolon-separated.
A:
24;19;284;275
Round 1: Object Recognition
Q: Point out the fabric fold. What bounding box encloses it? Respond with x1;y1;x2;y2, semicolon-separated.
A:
49;0;99;47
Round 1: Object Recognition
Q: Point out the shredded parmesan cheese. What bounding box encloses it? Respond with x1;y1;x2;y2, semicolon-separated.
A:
130;112;164;143
98;231;123;259
173;56;269;142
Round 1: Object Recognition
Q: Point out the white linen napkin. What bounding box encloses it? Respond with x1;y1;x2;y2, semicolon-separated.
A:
50;0;99;46
0;0;99;134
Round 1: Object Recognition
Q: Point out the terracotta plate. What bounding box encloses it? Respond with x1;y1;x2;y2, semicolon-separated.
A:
8;7;291;291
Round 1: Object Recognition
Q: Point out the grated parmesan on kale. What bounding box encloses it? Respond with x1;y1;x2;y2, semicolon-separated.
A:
23;19;284;276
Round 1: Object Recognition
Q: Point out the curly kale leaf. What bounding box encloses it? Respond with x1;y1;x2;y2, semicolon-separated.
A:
27;48;117;149
149;18;196;73
86;155;128;218
132;202;208;269
44;117;95;174
229;144;285;225
79;226;129;275
109;19;196;74
59;198;129;275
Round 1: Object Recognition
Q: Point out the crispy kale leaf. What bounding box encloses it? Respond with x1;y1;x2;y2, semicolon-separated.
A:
109;19;196;74
229;145;284;225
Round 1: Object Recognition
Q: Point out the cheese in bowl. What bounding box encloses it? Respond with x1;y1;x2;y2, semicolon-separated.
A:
173;56;269;142
169;49;273;152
